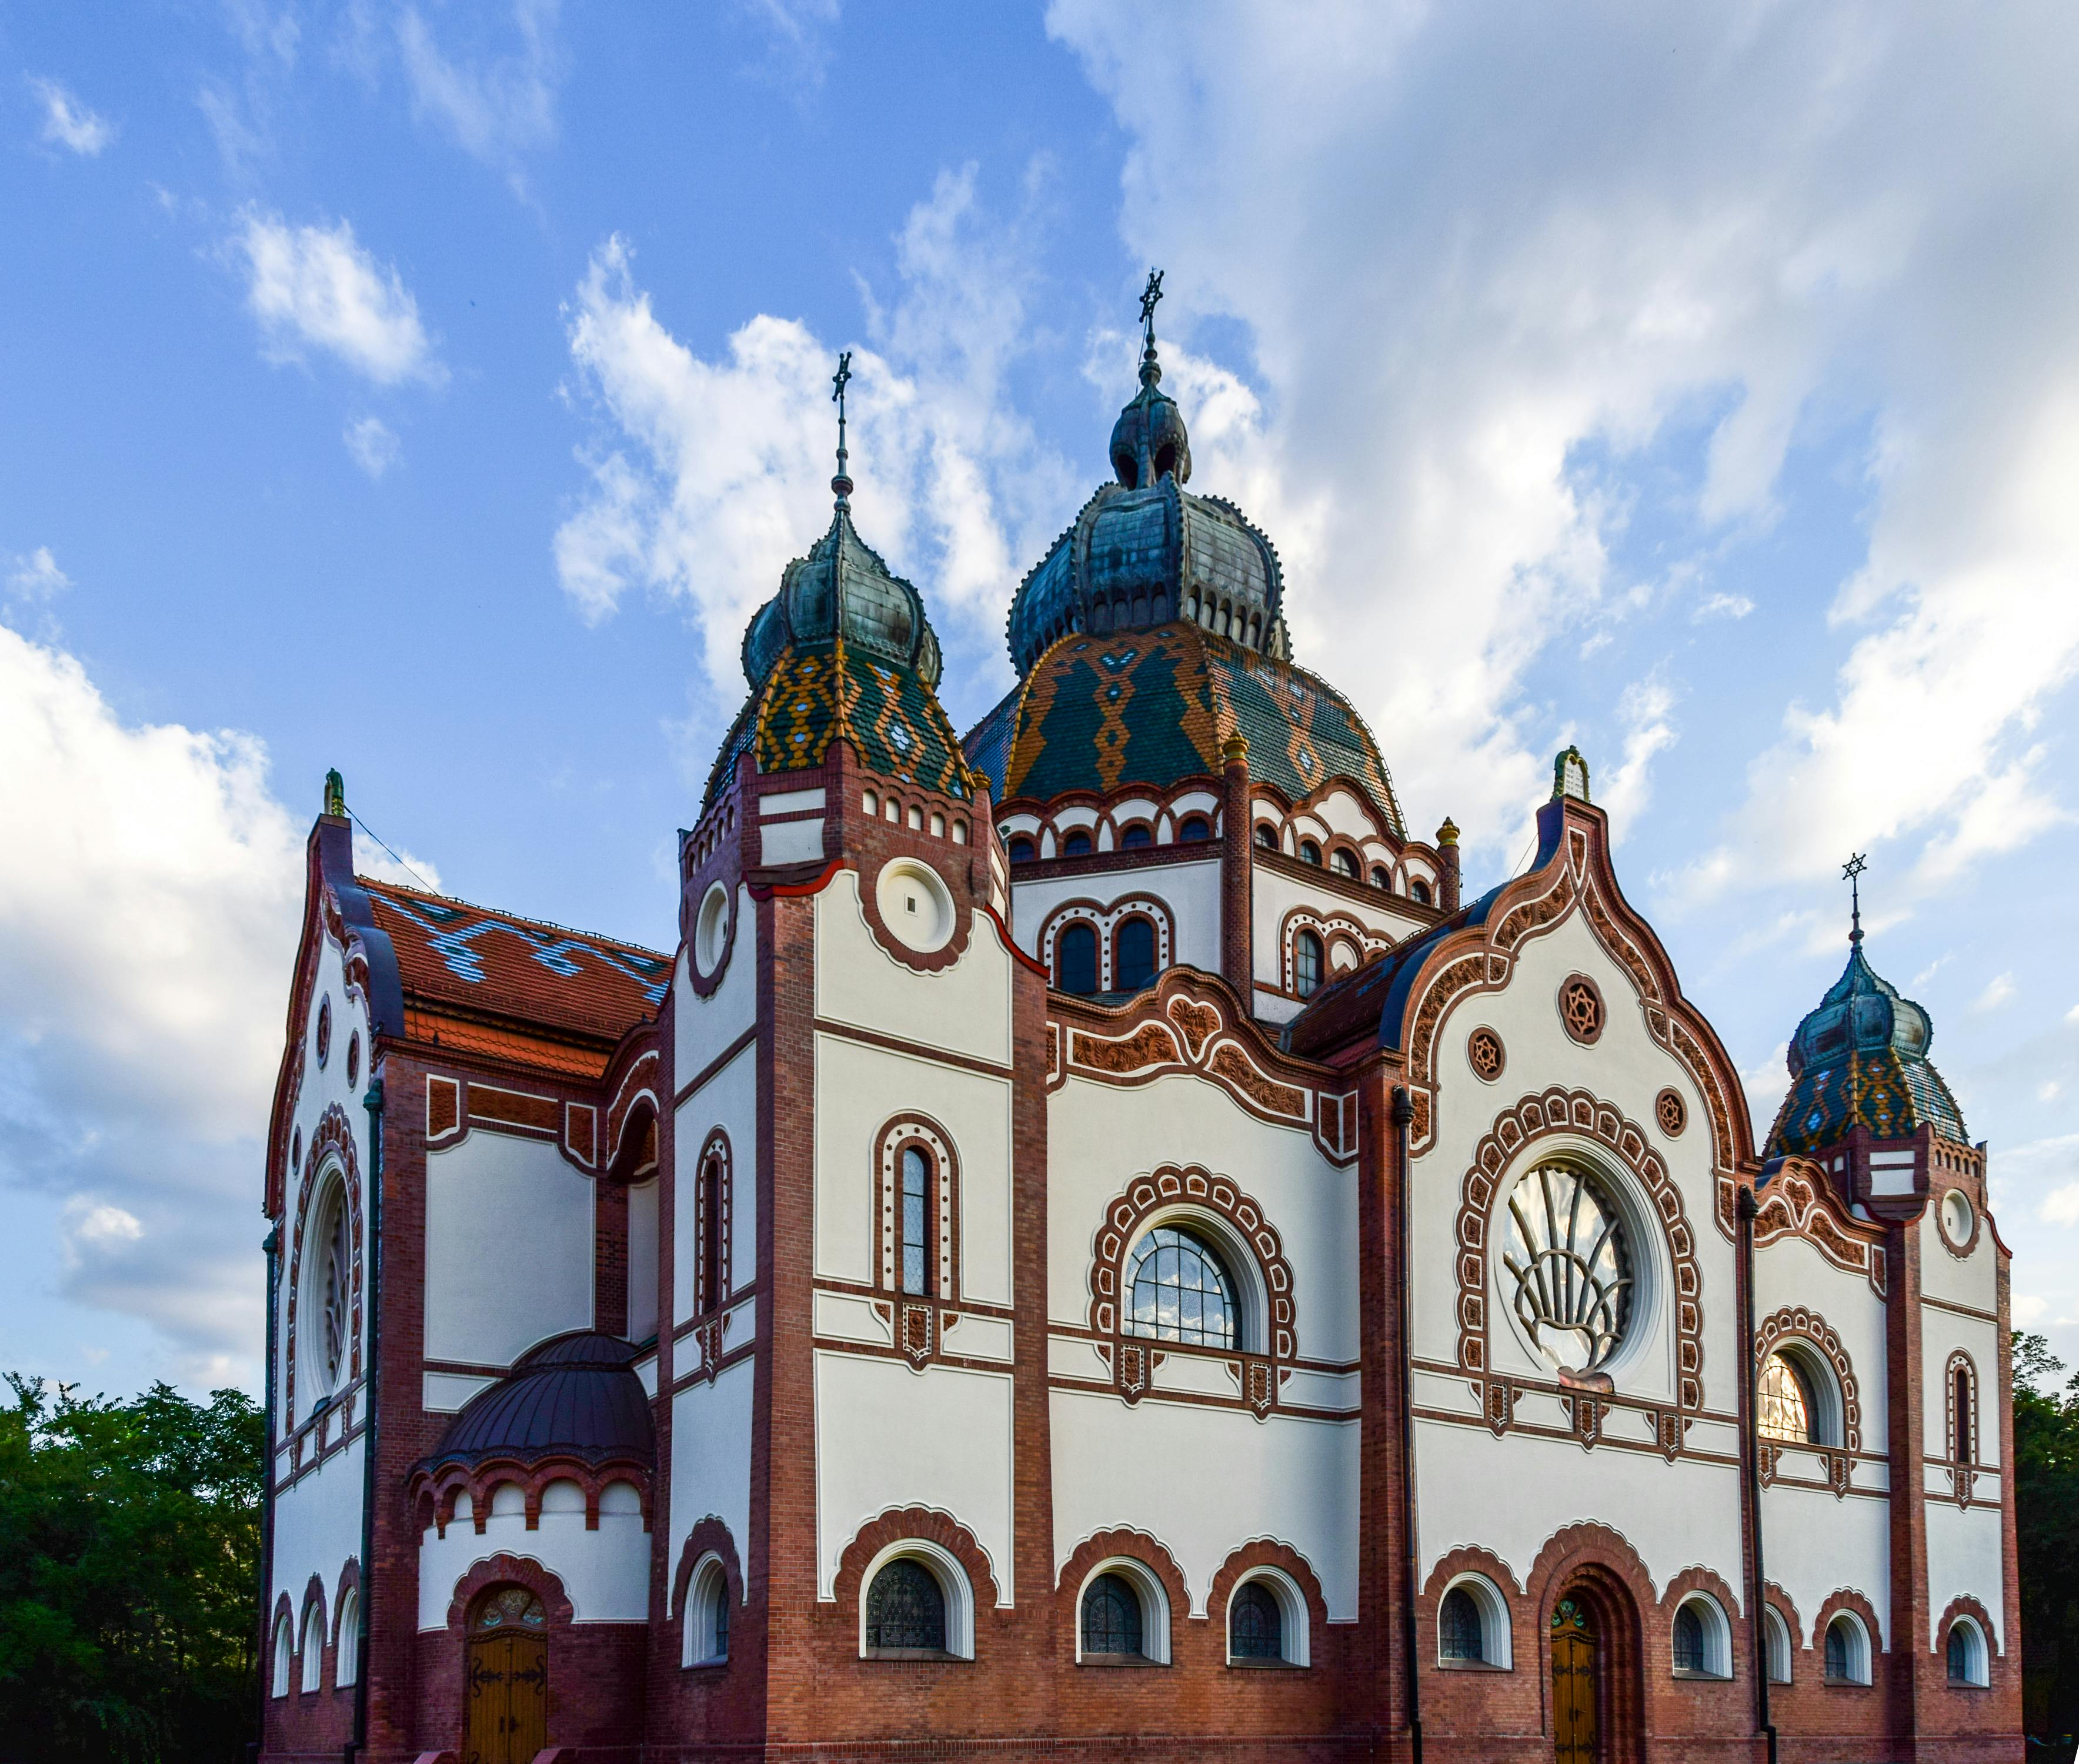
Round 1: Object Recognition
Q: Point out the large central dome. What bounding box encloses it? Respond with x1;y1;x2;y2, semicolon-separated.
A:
1005;316;1288;675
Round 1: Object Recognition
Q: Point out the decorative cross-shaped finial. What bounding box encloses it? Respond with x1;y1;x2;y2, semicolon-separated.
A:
830;350;853;506
1137;269;1164;387
1842;852;1868;944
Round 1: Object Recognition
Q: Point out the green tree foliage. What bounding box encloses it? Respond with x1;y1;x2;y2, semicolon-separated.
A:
2016;1331;2079;1746
0;1374;261;1763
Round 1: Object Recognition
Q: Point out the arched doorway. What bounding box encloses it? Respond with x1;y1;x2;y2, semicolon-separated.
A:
463;1585;546;1764
1547;1569;1642;1764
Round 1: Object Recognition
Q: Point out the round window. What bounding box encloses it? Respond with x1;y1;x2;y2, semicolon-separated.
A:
694;883;730;977
1940;1188;1974;1251
876;858;955;954
1501;1162;1633;1374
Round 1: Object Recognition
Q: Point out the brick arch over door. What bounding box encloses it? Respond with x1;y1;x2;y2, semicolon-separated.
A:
1453;1087;1704;1412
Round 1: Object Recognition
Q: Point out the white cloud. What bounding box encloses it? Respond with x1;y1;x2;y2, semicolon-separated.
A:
556;166;1066;704
29;77;115;156
0;622;309;1379
6;546;71;604
344;415;401;479
1973;972;2015;1013
1596;674;1679;843
397;0;561;180
1044;1;2079;878
2045;1183;2079;1228
1741;1040;1791;1141
1694;592;1754;622
236;212;443;386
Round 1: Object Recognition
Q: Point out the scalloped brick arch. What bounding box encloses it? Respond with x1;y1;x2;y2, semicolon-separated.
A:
1756;1302;1864;1453
670;1517;743;1622
832;1505;1001;1614
1056;1526;1192;1648
443;1554;577;1632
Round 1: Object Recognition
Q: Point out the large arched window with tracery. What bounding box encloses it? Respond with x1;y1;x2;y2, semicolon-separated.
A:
1757;1353;1816;1442
1123;1225;1236;1348
1501;1161;1632;1373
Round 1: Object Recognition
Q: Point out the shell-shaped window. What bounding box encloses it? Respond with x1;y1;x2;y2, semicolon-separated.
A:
1502;1162;1632;1374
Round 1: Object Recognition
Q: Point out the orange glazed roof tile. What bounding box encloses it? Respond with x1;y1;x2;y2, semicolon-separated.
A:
363;880;669;1046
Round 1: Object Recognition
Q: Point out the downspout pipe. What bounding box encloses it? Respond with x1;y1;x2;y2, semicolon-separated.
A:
253;1222;280;1763
348;1073;385;1764
1737;1185;1778;1764
1391;1084;1423;1764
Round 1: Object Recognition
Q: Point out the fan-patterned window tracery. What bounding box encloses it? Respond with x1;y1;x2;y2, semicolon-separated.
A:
1124;1225;1236;1349
1502;1162;1631;1372
472;1586;545;1632
318;1183;351;1392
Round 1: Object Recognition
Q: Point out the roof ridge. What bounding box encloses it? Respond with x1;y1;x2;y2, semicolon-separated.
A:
358;877;668;963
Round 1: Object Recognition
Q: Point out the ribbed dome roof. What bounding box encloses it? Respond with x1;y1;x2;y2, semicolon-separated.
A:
743;505;942;692
1764;937;1967;1157
422;1332;654;1469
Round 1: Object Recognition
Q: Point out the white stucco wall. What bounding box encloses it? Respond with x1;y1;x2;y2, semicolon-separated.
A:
416;1481;650;1628
1009;856;1223;980
271;1434;365;1625
670;1358;755;1603
1759;1478;1894;1648
424;1132;595;1368
1926;1498;2005;1651
815;870;1013;1069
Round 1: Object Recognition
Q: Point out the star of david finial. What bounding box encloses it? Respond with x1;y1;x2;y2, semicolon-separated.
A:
830;350;853;506
1137;269;1164;386
1841;852;1868;944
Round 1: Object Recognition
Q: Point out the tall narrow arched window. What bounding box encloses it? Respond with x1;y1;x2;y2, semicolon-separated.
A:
1123;1225;1236;1348
272;1613;293;1698
699;1151;723;1315
300;1601;326;1692
1672;1604;1706;1674
1081;1573;1144;1658
1114;917;1157;993
305;1174;352;1399
1824;1620;1848;1682
1294;930;1324;998
1056;922;1099;995
1757;1353;1817;1443
336;1589;359;1687
685;1556;730;1666
1954;1363;1974;1464
1439;1587;1484;1662
899;1146;932;1297
1764;1605;1792;1683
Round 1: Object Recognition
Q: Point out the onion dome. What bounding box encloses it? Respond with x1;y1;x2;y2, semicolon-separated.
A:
965;620;1402;833
419;1332;654;1471
740;505;943;693
1004;293;1287;677
1764;934;1967;1158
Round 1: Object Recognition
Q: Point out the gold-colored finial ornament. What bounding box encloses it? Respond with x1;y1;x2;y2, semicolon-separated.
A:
1437;817;1460;847
323;769;346;818
1221;732;1250;764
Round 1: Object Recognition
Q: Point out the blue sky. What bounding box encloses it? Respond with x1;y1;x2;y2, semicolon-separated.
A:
4;1;2078;1396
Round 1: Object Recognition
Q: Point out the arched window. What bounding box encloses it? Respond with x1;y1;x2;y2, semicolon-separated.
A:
1120;823;1153;849
1757;1353;1816;1442
1410;878;1432;906
899;1145;933;1297
1062;829;1093;857
272;1612;293;1698
1439;1587;1484;1661
685;1557;729;1666
1502;1162;1632;1372
300;1601;326;1692
1673;1603;1705;1674
1056;922;1099;995
865;1559;946;1655
1080;1573;1143;1658
1947;1618;1987;1686
308;1175;352;1397
1331;848;1359;877
1230;1582;1282;1660
1824;1613;1868;1684
1954;1362;1975;1464
1299;839;1323;865
1113;917;1157;993
1123;1225;1235;1348
1254;823;1278;850
336;1588;359;1687
1294;930;1324;998
1370;865;1390;889
698;1150;725;1316
1007;835;1035;863
1764;1606;1792;1684
1180;815;1212;843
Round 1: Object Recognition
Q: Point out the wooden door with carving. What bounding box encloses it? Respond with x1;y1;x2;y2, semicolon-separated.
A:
1551;1595;1599;1764
463;1586;547;1764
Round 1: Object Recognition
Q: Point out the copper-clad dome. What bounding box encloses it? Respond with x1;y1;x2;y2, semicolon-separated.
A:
421;1331;653;1470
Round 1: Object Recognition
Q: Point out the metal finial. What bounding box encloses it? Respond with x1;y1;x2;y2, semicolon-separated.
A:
1842;852;1868;945
323;768;345;818
830;350;853;506
1138;269;1164;387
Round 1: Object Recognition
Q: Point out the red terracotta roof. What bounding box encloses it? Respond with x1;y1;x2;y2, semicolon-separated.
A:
362;880;670;1046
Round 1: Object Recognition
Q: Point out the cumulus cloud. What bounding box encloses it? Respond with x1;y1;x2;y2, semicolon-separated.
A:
1973;973;2016;1013
397;0;562;181
0;623;309;1381
236;212;443;386
344;414;401;478
1043;1;2079;886
556;165;1066;705
29;77;115;156
1596;675;1680;844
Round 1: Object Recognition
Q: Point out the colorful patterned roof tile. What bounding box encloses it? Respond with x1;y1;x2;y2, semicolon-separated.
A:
365;881;669;1045
964;620;1403;833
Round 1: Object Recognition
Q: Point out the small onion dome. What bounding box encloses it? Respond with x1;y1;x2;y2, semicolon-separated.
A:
1764;940;1967;1158
1110;367;1193;491
742;505;942;693
421;1332;654;1471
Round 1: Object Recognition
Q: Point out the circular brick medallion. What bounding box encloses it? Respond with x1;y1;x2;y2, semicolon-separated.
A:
1558;974;1604;1045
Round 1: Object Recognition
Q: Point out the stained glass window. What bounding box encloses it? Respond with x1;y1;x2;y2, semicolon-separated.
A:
473;1586;545;1633
1081;1573;1143;1657
900;1147;930;1296
865;1559;945;1653
1230;1582;1282;1660
1757;1354;1816;1443
1114;917;1157;993
1947;1623;1968;1683
1124;1226;1236;1348
1502;1163;1631;1372
1439;1587;1484;1661
1824;1617;1853;1682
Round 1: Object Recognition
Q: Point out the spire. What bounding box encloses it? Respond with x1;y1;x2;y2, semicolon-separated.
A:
1138;268;1164;389
830;350;853;509
1842;851;1867;946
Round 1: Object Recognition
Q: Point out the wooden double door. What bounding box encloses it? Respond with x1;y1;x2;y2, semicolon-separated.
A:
463;1588;547;1764
1550;1595;1599;1764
